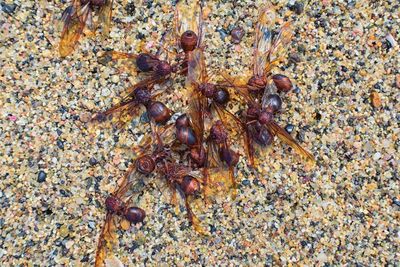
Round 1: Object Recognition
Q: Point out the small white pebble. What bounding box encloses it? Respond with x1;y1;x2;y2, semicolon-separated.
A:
65;240;74;249
111;75;120;83
101;88;111;97
373;152;381;161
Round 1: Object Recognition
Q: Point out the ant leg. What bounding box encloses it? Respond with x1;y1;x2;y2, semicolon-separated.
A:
184;196;206;235
229;166;237;199
102;51;137;61
202;168;210;205
246;120;257;125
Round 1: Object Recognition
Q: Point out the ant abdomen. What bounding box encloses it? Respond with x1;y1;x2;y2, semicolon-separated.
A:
133;87;151;105
154;61;172;77
254;128;273;146
175;114;190;129
136;155;156;175
124;207;146;224
177;126;197;146
272;74;292;93
265;94;282;113
147;101;171;124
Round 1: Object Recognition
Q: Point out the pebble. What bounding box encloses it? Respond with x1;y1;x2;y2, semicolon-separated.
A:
370;91;382;108
65;240;74;249
285;124;295;134
37;171;47;183
80;112;92;123
288;1;304;15
89;157;98;166
217;28;229;41
140;111;150;124
1;3;17;14
241;179;250;186
230;26;245;44
56;139;64;149
104;256;124;267
111;75;120;83
372;152;381;161
101;88;111;97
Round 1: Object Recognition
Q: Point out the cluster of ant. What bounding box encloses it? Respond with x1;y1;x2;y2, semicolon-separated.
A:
60;1;315;265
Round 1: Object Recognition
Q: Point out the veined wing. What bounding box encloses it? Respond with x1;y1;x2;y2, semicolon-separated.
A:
266;120;315;166
59;2;90;57
253;5;276;77
98;0;114;37
187;48;207;142
95;213;117;267
268;22;292;68
253;6;292;77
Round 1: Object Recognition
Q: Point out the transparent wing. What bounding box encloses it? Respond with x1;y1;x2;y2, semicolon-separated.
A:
253;6;292;77
91;98;142;128
59;2;90;57
95;213;117;267
266;120;315;166
253;5;275;77
187;48;207;85
98;0;113;37
269;22;292;67
219;72;258;107
187;48;207;142
261;80;278;108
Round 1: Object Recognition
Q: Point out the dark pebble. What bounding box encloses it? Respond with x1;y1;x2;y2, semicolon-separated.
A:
315;112;322;121
241;179;250;186
140;111;150;124
297;131;305;142
56;129;62;136
297;44;306;54
393;198;400;207
209;224;217;234
128;241;140;253
56;139;64;149
285;124;295;134
136;32;146;39
1;3;17;14
288;2;304;15
300;240;308;247
289;53;302;63
81;254;90;263
37;171;47;183
98;54;112;66
293;86;301;94
125;2;135;15
217;28;229;41
89;157;98;166
231;26;245;44
59;189;70;197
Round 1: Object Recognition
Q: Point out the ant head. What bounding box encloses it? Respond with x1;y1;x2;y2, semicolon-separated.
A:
180;30;198;52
